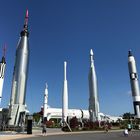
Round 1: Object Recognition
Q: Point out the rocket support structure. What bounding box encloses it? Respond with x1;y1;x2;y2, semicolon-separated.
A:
9;10;30;126
0;48;6;106
128;50;140;118
88;49;100;122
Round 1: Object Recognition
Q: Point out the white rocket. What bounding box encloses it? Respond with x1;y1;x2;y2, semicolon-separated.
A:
9;10;30;126
88;49;100;122
0;47;6;106
128;50;140;118
62;61;68;124
43;83;48;121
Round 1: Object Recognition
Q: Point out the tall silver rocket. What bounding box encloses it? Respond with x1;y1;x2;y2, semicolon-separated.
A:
43;83;48;121
0;46;6;106
9;10;30;126
88;49;100;122
128;50;140;118
62;61;68;124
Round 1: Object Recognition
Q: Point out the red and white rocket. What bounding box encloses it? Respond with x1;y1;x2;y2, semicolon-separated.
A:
9;10;30;126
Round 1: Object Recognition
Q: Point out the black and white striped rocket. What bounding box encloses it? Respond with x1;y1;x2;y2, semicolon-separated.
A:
128;50;140;118
88;49;100;122
9;10;30;126
43;83;48;121
0;48;6;106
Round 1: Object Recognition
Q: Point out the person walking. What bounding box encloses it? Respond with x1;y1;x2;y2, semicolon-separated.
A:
123;128;128;136
42;124;47;136
127;123;132;132
104;124;109;133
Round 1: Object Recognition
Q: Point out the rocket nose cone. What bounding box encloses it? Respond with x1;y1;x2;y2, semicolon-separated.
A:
90;49;93;56
64;61;67;66
46;83;48;89
26;9;29;18
128;50;132;57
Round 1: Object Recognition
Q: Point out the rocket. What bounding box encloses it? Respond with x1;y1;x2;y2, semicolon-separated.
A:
128;50;140;118
0;46;6;106
88;49;100;122
9;10;30;126
62;61;68;125
43;83;48;121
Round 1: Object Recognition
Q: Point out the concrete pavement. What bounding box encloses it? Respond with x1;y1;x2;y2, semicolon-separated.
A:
0;128;140;140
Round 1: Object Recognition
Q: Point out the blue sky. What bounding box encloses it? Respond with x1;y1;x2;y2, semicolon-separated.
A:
1;0;140;116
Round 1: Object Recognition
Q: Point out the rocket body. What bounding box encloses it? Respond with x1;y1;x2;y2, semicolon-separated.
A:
88;49;100;122
43;83;48;120
9;11;30;126
62;61;68;124
128;51;140;118
10;35;29;105
0;56;6;106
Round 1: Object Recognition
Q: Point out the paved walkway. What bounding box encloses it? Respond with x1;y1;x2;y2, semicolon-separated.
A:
0;128;64;140
0;128;137;140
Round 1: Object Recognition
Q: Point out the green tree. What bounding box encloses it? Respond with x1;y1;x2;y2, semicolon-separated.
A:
33;112;42;123
122;112;134;120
